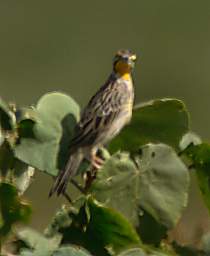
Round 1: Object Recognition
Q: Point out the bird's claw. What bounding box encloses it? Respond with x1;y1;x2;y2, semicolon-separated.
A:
91;155;104;170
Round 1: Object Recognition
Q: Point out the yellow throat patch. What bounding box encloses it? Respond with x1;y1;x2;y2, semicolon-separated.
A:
115;60;132;80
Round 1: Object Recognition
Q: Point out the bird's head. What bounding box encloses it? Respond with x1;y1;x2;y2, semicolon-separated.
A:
113;49;137;79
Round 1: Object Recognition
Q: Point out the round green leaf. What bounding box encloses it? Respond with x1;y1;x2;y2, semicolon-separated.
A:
91;144;189;229
137;144;189;228
109;98;189;153
90;152;138;224
15;92;80;176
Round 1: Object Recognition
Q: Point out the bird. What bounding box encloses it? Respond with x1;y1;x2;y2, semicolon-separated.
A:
49;49;137;197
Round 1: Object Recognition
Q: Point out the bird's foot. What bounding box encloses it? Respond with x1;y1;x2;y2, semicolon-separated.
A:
91;155;104;170
83;154;104;190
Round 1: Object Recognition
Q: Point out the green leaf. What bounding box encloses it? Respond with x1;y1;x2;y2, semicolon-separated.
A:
179;132;202;151
0;98;15;131
109;99;189;153
49;201;110;256
61;226;110;256
19;250;34;256
91;144;189;229
182;143;210;212
16;107;37;139
13;160;35;195
20;246;93;256
90;152;139;224
86;197;141;253
137;144;189;228
0;139;14;177
201;231;210;254
137;210;167;246
44;205;75;237
117;248;174;256
17;227;61;255
0;183;31;239
15;92;80;176
172;242;201;256
53;246;92;256
58;197;140;255
117;248;146;256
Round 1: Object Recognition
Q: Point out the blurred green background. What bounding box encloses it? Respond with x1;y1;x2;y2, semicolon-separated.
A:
1;0;210;247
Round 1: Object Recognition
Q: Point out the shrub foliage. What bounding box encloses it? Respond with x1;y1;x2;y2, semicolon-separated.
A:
0;92;209;255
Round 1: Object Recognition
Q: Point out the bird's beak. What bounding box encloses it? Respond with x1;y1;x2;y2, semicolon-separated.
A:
127;54;137;68
130;54;137;61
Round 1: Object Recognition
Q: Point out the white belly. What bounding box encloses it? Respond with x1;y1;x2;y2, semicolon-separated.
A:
97;108;132;146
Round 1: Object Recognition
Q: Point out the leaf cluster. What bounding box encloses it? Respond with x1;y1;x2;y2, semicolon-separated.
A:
0;93;209;255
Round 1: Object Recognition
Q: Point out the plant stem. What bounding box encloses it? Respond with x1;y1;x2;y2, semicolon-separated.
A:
70;179;86;194
63;191;73;203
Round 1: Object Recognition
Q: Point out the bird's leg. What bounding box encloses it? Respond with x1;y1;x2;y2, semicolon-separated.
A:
84;148;105;190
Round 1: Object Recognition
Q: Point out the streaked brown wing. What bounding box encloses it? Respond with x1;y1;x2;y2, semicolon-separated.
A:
69;79;131;149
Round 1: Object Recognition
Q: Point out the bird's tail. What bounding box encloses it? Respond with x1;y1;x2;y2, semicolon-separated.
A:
49;151;83;197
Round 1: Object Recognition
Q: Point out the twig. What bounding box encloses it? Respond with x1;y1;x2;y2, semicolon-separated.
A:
63;191;73;203
70;179;86;194
84;169;97;190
